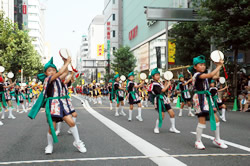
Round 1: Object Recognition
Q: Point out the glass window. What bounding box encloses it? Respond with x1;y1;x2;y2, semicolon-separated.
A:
113;0;115;4
112;14;115;21
112;31;115;38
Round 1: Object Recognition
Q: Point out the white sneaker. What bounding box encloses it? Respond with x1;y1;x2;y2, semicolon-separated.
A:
67;129;72;134
55;130;60;136
73;140;87;153
136;116;143;122
169;127;180;133
120;111;126;116
188;112;195;117
115;112;119;117
195;141;205;150
220;116;226;122
1;114;5;120
45;145;53;154
24;110;28;113
110;107;113;111
178;112;182;117
17;110;20;113
213;139;228;149
0;121;3;126
154;128;160;134
8;115;16;119
128;117;132;121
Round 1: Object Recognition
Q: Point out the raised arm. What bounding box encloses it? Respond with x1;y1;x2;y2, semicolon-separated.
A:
50;57;71;83
199;60;223;79
162;81;171;93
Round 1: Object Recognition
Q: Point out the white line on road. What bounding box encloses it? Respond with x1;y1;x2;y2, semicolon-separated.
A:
0;154;249;165
73;95;187;166
191;132;250;152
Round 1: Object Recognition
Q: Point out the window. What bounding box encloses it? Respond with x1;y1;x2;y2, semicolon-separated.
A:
112;14;115;21
113;0;115;4
113;47;116;51
112;30;115;37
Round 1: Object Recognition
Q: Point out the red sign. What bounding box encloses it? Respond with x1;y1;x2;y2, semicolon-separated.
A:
107;22;111;40
129;25;138;40
23;3;27;14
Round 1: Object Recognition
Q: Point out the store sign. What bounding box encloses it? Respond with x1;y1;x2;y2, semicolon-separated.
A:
97;44;104;56
129;25;138;40
168;41;176;64
22;3;27;14
107;22;111;59
147;20;157;27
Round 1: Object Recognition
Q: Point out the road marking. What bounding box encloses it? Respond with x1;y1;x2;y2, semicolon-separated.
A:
73;95;186;166
0;154;249;165
191;132;250;152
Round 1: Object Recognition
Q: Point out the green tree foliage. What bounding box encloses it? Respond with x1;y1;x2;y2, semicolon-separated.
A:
170;22;210;65
0;13;43;80
111;46;136;77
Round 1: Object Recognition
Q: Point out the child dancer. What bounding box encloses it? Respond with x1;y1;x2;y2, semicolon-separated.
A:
108;79;113;110
209;80;228;122
150;68;180;134
126;72;144;122
28;57;86;154
15;83;27;113
0;75;16;120
176;74;194;117
191;55;228;150
25;83;32;109
111;74;126;117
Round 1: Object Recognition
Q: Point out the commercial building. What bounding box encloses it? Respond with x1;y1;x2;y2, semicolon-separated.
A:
123;0;188;74
103;0;123;62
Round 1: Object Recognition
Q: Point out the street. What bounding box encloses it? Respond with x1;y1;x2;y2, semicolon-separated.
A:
0;95;249;166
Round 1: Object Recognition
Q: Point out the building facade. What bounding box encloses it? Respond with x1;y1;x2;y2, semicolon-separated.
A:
103;0;123;62
27;0;45;57
0;0;14;22
123;0;188;74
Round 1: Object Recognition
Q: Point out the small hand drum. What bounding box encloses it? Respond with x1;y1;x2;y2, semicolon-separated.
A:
120;75;126;81
59;48;70;59
164;71;173;80
0;66;5;72
140;73;147;80
7;72;14;79
119;80;122;84
219;77;226;84
145;79;149;83
211;50;224;62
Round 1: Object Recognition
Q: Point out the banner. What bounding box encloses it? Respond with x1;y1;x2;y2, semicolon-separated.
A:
168;41;176;64
97;44;104;56
82;79;85;85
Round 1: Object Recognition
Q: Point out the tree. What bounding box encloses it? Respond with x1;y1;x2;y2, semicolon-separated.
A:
111;46;137;77
195;0;250;96
170;22;210;65
0;13;43;80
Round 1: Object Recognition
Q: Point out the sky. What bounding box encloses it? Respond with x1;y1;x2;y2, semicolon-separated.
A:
44;0;104;68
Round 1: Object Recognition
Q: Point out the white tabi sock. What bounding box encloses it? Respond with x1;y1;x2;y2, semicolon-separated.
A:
215;122;220;141
8;107;13;116
170;118;176;129
129;110;133;119
1;108;5;118
21;104;26;111
115;107;119;114
121;106;124;113
73;117;76;123
110;103;112;109
145;98;148;105
179;109;183;114
57;122;62;132
222;108;226;118
70;125;80;143
188;107;192;114
138;107;142;117
47;133;53;146
155;119;159;129
196;123;206;142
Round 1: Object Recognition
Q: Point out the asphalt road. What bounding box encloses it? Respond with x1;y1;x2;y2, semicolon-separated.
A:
0;95;249;166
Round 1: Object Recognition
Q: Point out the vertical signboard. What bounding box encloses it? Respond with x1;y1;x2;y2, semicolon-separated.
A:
107;22;111;60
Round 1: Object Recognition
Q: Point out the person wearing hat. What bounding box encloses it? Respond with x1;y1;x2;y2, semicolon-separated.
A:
111;74;126;117
15;83;27;113
24;82;33;109
0;74;16;120
176;74;194;117
28;56;86;154
126;72;145;122
150;68;180;134
107;79;113;110
91;80;98;104
209;80;228;122
191;55;227;150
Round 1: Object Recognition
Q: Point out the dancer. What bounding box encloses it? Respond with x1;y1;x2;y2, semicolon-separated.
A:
150;68;180;134
126;72;144;122
15;83;27;113
190;55;228;150
209;80;228;122
28;57;86;154
111;74;126;117
176;74;194;117
108;79;113;110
